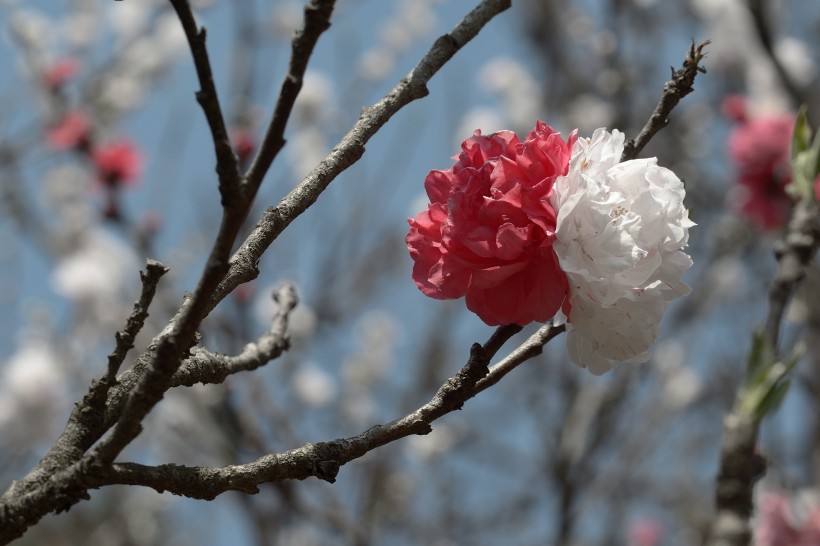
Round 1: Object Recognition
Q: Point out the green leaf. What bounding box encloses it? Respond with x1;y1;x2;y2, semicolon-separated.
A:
792;106;811;160
737;333;804;422
789;107;820;200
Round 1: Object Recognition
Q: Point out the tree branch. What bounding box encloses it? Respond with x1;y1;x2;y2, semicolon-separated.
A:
86;324;571;500
104;260;170;384
209;0;513;309
245;0;336;191
765;200;820;351
168;0;241;204
707;200;820;546
621;40;710;162
745;0;818;127
0;3;512;542
171;284;297;387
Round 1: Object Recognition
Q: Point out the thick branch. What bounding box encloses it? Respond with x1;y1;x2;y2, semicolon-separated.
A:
621;40;710;162
89;324;573;500
707;201;820;546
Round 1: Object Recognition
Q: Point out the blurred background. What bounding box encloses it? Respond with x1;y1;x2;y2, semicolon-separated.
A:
0;0;818;544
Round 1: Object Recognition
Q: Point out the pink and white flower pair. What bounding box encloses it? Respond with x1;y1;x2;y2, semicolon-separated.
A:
406;121;694;375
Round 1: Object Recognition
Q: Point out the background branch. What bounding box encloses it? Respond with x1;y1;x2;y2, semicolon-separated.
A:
707;200;820;546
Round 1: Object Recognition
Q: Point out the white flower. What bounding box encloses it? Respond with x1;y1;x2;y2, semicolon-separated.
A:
552;128;694;374
0;339;66;448
292;363;337;407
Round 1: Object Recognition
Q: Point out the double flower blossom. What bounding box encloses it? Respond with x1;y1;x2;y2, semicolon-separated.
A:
407;121;694;375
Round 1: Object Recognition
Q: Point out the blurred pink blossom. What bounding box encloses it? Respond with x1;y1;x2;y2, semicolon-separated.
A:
46;111;91;151
42;57;79;89
91;140;143;187
231;127;256;163
627;517;662;546
724;96;794;229
755;491;820;546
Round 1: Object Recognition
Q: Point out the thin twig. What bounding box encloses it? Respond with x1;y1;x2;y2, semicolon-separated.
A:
171;284;297;387
105;260;170;384
745;0;818;127
621;40;710;162
168;0;241;203
245;0;335;191
210;0;514;309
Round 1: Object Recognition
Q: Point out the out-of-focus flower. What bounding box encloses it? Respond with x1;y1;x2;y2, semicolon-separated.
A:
755;491;820;546
51;227;139;338
91;139;143;187
552;129;694;374
627;517;663;546
357;0;438;81
0;338;67;448
407;121;575;326
268;1;303;41
42;57;78;89
725;95;794;229
9;9;52;49
478;57;543;133
46;111;91;150
231;127;256;164
292;363;337;407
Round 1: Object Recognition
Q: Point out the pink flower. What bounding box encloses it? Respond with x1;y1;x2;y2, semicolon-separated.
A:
726;98;794;229
91;140;143;187
231;127;256;163
46;111;91;150
406;121;576;326
755;492;820;546
814;175;820;202
43;57;78;90
627;518;662;546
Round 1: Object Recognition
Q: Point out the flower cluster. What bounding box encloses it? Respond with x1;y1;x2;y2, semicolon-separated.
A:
407;121;694;374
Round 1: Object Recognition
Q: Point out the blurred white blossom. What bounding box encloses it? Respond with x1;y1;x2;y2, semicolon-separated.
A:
405;422;460;462
341;311;397;422
566;94;615;134
774;37;817;86
653;341;701;409
268;1;303;41
287;71;336;179
0;338;66;448
478;57;542;133
453;107;505;149
357;0;439;81
51;228;139;340
292;363;337;407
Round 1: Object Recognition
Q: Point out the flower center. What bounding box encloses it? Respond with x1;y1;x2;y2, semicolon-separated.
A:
610;205;629;223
